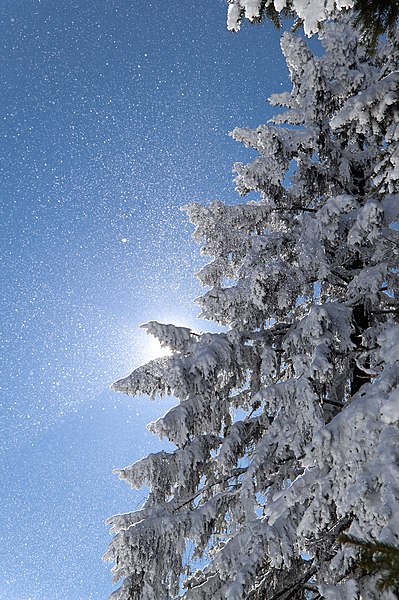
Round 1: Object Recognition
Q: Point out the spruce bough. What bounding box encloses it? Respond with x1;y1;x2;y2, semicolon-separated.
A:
105;15;399;600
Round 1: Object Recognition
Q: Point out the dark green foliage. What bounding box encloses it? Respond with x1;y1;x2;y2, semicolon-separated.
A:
340;534;399;591
247;0;399;46
353;0;399;48
249;0;295;29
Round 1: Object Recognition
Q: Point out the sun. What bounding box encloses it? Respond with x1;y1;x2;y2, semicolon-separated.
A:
139;313;205;362
143;335;172;361
114;313;207;373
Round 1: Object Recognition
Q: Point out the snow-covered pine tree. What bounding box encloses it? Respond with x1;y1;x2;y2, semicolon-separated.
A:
226;0;399;46
105;17;399;600
226;0;353;35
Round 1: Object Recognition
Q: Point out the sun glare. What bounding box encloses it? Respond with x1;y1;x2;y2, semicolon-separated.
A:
144;335;173;361
140;314;204;362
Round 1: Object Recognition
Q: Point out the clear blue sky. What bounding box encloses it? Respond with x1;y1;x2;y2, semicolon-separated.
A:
0;1;287;598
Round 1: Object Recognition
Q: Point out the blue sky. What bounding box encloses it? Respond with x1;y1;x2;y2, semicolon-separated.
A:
0;1;288;598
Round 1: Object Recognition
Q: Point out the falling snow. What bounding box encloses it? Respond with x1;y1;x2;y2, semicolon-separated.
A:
0;0;287;599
